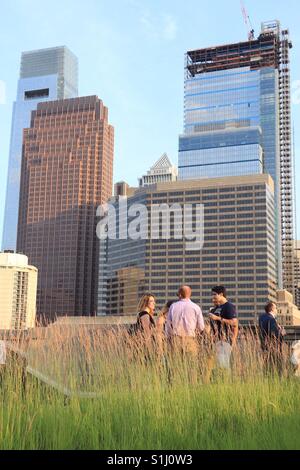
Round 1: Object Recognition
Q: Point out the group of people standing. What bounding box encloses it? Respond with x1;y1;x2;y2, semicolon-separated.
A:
131;285;294;376
132;285;238;374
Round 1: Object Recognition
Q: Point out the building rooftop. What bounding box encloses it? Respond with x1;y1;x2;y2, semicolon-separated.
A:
138;173;274;194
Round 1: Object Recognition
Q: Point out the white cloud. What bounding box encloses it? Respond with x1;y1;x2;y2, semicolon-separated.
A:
139;10;177;42
163;15;177;41
140;11;158;39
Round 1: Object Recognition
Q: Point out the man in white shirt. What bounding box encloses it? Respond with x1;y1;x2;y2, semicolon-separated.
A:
166;285;204;357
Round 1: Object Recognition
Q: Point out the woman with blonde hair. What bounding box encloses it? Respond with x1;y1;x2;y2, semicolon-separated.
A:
135;293;156;340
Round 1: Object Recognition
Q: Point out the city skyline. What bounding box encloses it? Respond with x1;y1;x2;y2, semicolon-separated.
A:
0;0;299;241
1;2;300;454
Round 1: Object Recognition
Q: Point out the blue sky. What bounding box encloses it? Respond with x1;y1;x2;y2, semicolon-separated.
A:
0;0;299;239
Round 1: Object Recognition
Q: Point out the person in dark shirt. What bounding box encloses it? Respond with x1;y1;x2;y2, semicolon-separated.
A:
204;286;238;383
259;301;286;374
208;286;238;347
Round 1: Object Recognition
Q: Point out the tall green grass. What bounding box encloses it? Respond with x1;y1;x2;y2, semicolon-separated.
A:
0;325;299;450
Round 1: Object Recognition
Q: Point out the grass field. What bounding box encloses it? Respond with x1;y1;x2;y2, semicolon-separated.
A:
0;325;299;450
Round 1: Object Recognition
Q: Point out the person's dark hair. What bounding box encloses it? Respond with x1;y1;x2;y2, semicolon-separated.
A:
212;286;227;298
159;300;176;320
265;302;276;314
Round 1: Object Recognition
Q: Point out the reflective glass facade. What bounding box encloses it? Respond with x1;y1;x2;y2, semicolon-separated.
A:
179;66;268;180
178;40;282;284
2;47;78;251
184;68;260;133
179;144;262;179
20;46;78;99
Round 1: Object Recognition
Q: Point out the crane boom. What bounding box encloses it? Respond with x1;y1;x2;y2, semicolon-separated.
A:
241;0;248;25
240;0;255;40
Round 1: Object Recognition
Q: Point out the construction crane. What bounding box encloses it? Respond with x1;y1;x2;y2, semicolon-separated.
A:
240;0;255;41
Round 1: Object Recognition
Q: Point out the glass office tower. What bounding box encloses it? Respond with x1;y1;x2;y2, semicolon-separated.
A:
179;68;264;179
178;21;295;293
2;46;78;250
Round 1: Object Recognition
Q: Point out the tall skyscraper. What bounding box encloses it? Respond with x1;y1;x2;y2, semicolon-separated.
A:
178;21;294;295
2;46;78;251
17;96;114;320
98;174;277;324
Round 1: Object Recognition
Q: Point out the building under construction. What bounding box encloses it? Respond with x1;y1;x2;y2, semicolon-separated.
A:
178;20;295;295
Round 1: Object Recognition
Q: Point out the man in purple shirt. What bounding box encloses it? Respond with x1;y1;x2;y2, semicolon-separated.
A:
166;285;204;357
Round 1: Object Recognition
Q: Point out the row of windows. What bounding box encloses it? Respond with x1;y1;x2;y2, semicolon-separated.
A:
151;186;265;198
149;255;274;262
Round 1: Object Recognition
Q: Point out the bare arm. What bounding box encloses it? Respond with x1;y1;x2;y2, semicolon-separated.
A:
231;319;239;347
210;314;237;328
222;317;238;327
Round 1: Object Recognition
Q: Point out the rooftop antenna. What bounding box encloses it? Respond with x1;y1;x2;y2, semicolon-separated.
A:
240;0;255;40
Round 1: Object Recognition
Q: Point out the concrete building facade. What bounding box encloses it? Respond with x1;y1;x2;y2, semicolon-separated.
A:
0;251;37;330
276;289;300;326
98;174;277;324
